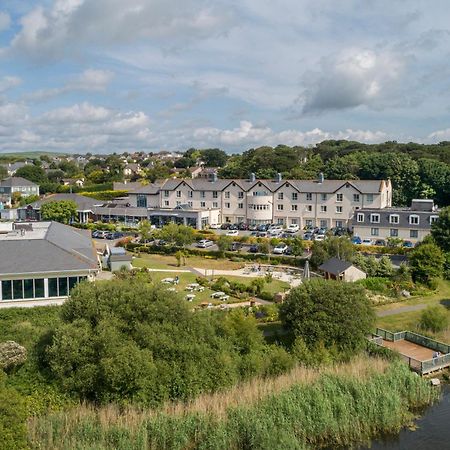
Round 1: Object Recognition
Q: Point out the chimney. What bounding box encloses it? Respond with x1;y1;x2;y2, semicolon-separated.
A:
275;173;282;183
249;172;256;182
318;172;324;184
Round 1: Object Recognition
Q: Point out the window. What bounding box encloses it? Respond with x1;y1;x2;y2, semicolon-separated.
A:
164;200;169;207
34;279;44;298
48;278;58;297
200;191;205;198
306;205;313;212
357;213;364;223
136;194;147;208
371;228;379;236
176;201;181;206
24;279;33;299
336;193;343;202
336;206;343;213
238;203;243;209
353;194;360;202
225;202;230;208
213;191;218;199
278;192;284;200
320;220;327;228
1;280;12;300
335;220;343;227
291;204;298;211
321;193;327;201
306;193;312;201
370;214;380;223
238;191;244;199
390;228;399;237
188;201;193;207
409;215;419;225
277;218;284;225
69;277;78;293
292;192;298;201
58;278;68;297
410;230;419;238
200;201;206;208
389;214;399;224
13;280;23;299
176;190;181;198
164;190;169;197
430;215;439;223
225;191;230;199
213;202;218;208
188;191;193;198
320;205;327;212
366;194;374;202
305;219;313;227
277;204;284;211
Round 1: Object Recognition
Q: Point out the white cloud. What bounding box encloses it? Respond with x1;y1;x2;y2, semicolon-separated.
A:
0;12;11;32
0;76;21;92
9;0;234;60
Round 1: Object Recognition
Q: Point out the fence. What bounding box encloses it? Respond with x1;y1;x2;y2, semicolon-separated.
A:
421;353;450;374
404;331;450;355
375;328;406;342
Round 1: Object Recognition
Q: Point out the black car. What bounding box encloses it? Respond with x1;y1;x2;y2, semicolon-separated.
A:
229;223;239;230
220;223;231;230
249;244;259;253
238;222;248;230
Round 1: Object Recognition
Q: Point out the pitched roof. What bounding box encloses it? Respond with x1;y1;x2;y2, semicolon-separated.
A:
25;193;100;211
0;177;39;187
318;257;354;276
0;221;98;276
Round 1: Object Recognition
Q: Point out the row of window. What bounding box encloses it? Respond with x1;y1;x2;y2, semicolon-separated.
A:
167;191;372;203
1;276;86;301
357;213;438;225
370;228;419;238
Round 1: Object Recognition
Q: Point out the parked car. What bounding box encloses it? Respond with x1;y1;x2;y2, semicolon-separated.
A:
229;223;239;230
273;243;288;254
249;244;259;253
231;242;242;251
313;234;326;241
95;230;109;239
238;222;248;230
374;239;386;246
226;229;239;236
351;236;362;245
209;223;221;229
91;230;99;238
332;226;348;237
257;231;268;237
269;229;283;237
220;223;231;230
303;232;313;240
318;227;328;235
361;238;373;246
248;224;258;231
286;224;300;233
197;239;214;248
403;240;414;248
284;246;293;255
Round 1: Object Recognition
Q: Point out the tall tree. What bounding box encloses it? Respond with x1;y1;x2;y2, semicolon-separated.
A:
431;206;450;252
40;200;78;224
15;165;47;184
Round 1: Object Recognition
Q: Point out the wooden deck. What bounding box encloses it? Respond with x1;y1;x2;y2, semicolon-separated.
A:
382;339;435;362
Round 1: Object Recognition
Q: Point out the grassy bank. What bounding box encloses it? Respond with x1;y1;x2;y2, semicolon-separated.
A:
28;356;436;450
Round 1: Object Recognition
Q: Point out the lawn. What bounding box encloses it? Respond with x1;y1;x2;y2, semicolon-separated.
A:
225;275;290;295
132;253;245;271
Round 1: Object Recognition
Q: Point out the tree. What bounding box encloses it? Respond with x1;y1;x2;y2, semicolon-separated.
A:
280;279;375;353
0;165;7;180
431;206;450;252
138;219;152;243
419;305;449;333
409;242;445;284
217;235;233;257
15;165;47;184
289;237;305;257
40;200;78;224
200;148;228;167
157;223;195;248
310;236;355;267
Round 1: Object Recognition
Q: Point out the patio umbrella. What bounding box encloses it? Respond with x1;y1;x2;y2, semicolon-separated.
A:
303;260;310;281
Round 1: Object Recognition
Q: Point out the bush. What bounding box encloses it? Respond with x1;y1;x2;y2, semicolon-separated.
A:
357;277;391;295
418;305;449;333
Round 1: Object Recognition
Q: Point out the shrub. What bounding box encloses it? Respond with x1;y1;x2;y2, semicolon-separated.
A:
418;305;449;333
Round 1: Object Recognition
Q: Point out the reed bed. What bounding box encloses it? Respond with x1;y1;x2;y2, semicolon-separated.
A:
27;356;436;450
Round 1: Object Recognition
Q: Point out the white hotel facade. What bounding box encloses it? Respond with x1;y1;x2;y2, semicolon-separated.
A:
127;174;392;229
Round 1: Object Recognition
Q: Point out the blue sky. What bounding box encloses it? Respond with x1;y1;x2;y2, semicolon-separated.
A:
1;0;450;153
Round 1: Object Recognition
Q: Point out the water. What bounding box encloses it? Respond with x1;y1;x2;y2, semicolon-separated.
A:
361;385;450;450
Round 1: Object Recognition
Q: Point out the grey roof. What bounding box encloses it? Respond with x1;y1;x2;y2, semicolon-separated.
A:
110;247;126;255
0;222;98;276
319;257;354;275
352;207;438;229
94;205;148;217
129;183;161;195
0;177;38;187
26;193;100;211
113;182;143;192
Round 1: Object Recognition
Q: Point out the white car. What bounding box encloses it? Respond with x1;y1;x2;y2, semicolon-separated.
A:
197;239;214;248
273;243;288;254
314;234;326;241
286;224;299;233
226;229;239;236
209;223;220;229
361;238;373;246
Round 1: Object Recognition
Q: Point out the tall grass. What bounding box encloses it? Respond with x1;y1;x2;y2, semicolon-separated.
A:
27;356;437;449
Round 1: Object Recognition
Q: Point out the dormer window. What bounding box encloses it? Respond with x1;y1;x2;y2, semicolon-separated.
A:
409;215;419;225
357;213;364;223
370;213;380;223
389;214;399;224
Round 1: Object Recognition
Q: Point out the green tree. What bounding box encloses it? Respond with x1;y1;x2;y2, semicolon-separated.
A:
310;236;355;267
40;200;78;224
200;148;228;167
138;219;152;243
0;165;7;180
15;164;47;184
419;305;449;333
431;206;450;252
409;242;445;284
280;279;375;353
289;237;305;257
217;235;233;257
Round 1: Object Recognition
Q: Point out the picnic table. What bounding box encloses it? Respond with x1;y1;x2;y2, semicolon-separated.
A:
211;291;225;298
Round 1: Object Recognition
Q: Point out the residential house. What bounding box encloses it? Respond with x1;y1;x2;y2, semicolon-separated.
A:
319;257;366;282
0;177;40;207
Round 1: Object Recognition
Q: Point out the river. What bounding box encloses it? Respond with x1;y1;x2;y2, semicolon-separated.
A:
360;385;450;450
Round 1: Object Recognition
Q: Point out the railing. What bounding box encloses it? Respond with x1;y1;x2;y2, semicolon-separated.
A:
375;328;406;342
421;353;450;374
368;334;383;345
405;331;450;355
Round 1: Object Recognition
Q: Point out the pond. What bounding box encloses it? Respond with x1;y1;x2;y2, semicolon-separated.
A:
360;384;450;450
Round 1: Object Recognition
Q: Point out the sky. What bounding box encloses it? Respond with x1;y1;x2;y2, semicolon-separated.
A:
1;0;450;154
